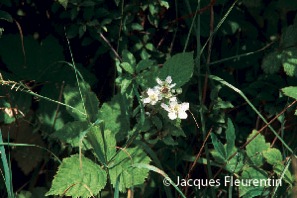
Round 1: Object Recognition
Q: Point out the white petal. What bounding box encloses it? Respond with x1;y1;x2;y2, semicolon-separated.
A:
180;103;189;111
169;83;176;88
168;112;177;120
156;78;163;85
143;98;150;104
161;103;170;112
153;85;161;91
165;76;172;84
169;97;177;102
178;111;188;119
147;88;155;95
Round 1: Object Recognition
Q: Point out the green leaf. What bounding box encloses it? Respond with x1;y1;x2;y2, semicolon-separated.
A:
37;83;70;133
0;35;64;81
246;130;270;167
210;133;227;160
160;1;170;9
225;148;245;173
109;147;151;192
263;148;282;166
122;49;136;66
0;10;13;22
131;23;143;31
52;121;89;148
159;52;194;87
121;62;134;75
98;94;130;141
280;18;297;48
281;86;297;100
281;48;297;77
64;81;99;122
46;155;107;198
239;167;268;197
151;116;162;130
226;118;235;157
58;0;68;9
273;163;293;185
136;59;155;73
86;127;116;164
261;51;282;74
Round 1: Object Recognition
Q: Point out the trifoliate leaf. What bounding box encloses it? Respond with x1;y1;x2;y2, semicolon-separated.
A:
261;51;282;74
159;52;194;87
246;130;270;167
109;147;151;192
64;81;99;122
46;155;107;198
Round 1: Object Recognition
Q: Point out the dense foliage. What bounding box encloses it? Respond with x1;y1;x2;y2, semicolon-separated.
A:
1;0;297;197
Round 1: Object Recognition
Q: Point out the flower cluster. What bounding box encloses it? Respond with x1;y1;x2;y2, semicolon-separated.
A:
142;76;189;120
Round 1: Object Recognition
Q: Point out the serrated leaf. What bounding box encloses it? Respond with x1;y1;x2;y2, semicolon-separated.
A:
261;51;282;74
109;147;151;192
210;133;227;160
246;130;270;167
239;167;268;197
282;86;297;100
225;148;244;173
121;62;134;75
52;121;89;148
136;59;155;73
86;127;116;164
151;116;162;130
226;118;235;157
282;48;297;77
263;148;282;165
160;1;169;9
98;93;130;141
58;0;68;9
64;81;99;122
122;49;136;66
274;163;293;185
46;155;107;198
281;20;297;48
159;52;194;87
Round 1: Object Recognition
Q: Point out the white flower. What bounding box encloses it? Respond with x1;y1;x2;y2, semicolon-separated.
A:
161;97;189;120
155;76;176;98
143;88;162;105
